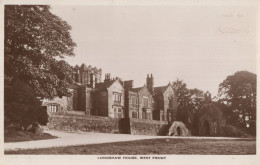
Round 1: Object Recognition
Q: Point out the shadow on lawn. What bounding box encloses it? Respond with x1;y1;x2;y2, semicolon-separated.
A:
4;128;58;143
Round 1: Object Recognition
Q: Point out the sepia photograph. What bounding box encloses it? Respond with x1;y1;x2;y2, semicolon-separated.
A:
1;0;259;164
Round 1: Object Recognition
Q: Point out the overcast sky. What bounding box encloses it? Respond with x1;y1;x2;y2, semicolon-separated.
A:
50;5;256;97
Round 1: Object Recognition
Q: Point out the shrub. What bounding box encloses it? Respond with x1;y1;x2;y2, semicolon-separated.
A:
223;125;251;137
4;79;48;128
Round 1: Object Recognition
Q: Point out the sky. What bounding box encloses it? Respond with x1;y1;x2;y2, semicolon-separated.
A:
50;5;256;97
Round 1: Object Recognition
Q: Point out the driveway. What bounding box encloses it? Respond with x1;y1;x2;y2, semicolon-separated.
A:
4;130;249;151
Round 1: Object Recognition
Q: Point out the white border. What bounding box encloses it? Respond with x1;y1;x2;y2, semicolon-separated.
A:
0;0;259;165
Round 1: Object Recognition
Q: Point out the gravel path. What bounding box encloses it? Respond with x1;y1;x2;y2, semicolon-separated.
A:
4;130;250;151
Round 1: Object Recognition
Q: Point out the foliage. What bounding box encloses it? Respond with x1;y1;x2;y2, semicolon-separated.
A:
4;5;76;99
4;79;48;127
218;71;256;132
172;79;205;123
222;125;251;138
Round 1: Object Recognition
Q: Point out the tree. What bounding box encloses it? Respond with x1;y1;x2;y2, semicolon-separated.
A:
172;79;205;123
5;5;76;99
218;71;256;133
4;79;47;127
189;88;205;112
172;80;190;122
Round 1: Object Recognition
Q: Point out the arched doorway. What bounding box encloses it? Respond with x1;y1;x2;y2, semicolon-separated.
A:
177;126;182;136
202;120;210;136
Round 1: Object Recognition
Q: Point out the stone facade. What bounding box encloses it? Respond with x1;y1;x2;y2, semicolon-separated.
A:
42;66;177;123
42;96;69;114
153;84;177;122
95;74;125;118
42;65;231;137
124;75;178;122
125;84;154;120
42;83;94;115
143;74;178;122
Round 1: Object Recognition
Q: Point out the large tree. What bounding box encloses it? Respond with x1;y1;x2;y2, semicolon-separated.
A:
5;5;76;99
172;79;204;123
218;71;256;131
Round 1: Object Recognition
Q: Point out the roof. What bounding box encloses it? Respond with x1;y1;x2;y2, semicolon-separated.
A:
128;86;153;96
129;87;142;93
95;81;113;91
95;79;123;91
154;84;172;95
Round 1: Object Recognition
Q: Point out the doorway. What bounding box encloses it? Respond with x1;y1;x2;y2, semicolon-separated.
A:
202;120;210;136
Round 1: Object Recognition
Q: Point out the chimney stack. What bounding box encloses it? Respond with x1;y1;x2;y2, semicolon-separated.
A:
124;80;134;90
146;73;154;94
104;73;111;83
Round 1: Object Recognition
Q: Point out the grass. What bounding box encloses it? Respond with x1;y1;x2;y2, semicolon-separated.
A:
4;129;58;143
5;138;256;155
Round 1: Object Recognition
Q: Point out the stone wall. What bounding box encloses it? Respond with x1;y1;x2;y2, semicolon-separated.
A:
47;114;119;133
47;113;168;136
130;118;168;135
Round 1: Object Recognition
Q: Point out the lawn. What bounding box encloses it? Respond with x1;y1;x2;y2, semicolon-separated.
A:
4;129;58;143
5;138;256;155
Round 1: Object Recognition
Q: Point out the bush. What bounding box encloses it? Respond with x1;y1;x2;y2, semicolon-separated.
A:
157;123;172;136
4;78;48;128
245;120;256;136
223;125;251;137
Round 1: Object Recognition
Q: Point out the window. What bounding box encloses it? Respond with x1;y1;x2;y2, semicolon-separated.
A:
132;111;138;118
143;97;148;107
113;106;123;118
114;93;121;103
131;96;138;105
131;96;138;109
142;109;151;120
50;105;57;112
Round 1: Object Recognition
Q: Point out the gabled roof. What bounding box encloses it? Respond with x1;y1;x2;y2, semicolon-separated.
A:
96;79;123;91
154;84;172;95
128;85;152;95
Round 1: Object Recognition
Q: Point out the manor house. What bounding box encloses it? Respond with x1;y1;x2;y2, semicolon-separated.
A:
42;63;178;122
